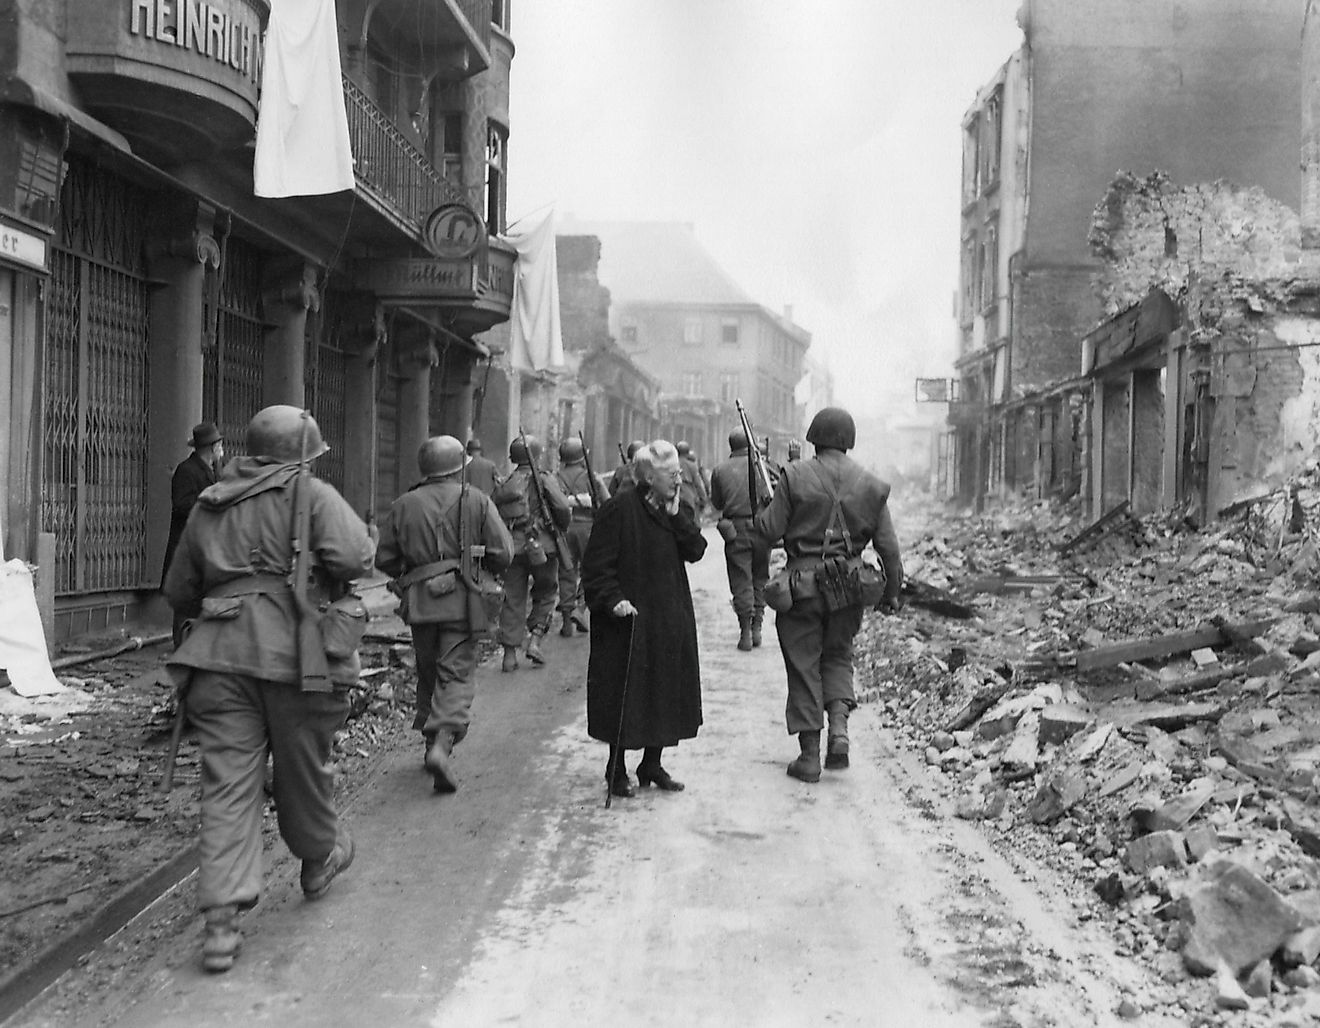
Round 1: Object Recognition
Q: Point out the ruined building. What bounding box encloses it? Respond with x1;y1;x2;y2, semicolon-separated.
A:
953;0;1302;508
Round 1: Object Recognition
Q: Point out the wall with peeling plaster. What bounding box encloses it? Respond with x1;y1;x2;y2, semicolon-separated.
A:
1087;172;1320;514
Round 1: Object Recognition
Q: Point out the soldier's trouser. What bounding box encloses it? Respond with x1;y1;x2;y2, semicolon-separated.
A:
411;623;477;743
556;521;592;615
774;596;863;733
723;523;770;619
187;670;348;910
499;552;560;647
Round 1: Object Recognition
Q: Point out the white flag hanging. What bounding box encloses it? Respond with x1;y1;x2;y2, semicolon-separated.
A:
504;210;565;372
253;0;355;198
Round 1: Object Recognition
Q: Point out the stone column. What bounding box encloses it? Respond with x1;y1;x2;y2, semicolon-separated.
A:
395;323;435;485
261;257;319;408
340;297;386;519
145;198;221;580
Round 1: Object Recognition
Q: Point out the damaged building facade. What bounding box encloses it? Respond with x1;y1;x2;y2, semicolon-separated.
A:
952;0;1302;510
0;0;516;640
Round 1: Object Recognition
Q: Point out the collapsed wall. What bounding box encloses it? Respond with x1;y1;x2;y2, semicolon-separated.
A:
1089;172;1320;511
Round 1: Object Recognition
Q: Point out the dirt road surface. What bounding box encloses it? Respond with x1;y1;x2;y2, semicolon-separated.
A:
15;528;1174;1027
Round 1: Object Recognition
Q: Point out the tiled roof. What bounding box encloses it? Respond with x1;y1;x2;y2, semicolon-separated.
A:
558;220;755;307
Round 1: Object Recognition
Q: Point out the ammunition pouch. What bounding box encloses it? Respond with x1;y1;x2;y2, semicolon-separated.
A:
320;593;368;659
814;556;886;613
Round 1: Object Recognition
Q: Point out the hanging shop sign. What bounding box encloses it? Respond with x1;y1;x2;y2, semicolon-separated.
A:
424;204;485;261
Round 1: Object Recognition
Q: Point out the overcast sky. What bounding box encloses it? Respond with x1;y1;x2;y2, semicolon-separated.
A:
504;0;1025;418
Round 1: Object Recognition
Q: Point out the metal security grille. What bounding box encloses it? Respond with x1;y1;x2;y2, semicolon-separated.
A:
43;160;152;595
203;235;265;456
305;294;349;493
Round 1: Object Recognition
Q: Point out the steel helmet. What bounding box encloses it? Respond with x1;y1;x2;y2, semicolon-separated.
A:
466;437;483;455
418;435;467;477
626;439;646;460
559;437;585;463
728;428;749;451
509;434;543;466
246;405;328;463
676;440;691;457
805;407;856;451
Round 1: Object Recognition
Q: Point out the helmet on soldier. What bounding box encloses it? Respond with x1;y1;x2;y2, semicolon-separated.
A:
418;435;467;477
559;437;584;463
246;405;328;463
466;437;482;455
676;440;691;457
728;428;749;451
509;435;543;466
626;439;646;460
805;407;856;451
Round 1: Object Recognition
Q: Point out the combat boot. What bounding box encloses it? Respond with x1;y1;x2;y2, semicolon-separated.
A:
737;615;753;651
201;905;242;973
559;614;575;638
502;645;519;672
787;731;822;783
301;830;355;900
525;628;547;666
425;732;458;794
825;701;850;770
751;612;764;648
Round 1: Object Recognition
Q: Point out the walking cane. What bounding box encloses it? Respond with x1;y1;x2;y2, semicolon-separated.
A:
604;612;638;810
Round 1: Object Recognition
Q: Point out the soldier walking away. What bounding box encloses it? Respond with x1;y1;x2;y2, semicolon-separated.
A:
583;441;706;798
608;438;646;496
491;434;572;671
710;427;771;651
162;406;374;973
754;407;904;783
675;440;709;516
554;437;603;637
465;437;501;495
161;421;225;647
376;436;514;793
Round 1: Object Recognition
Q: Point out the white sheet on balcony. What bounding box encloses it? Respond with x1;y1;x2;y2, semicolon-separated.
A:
505;210;565;372
254;0;354;198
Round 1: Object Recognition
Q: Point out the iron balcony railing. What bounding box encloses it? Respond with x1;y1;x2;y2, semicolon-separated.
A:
342;75;471;236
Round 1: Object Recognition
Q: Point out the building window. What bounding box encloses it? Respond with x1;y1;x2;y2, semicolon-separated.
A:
681;372;702;396
962;116;979;203
433;110;463;188
683;317;702;345
980;89;1002;189
492;0;510;32
960;236;978;324
620;317;638;344
485;122;507;233
980;221;998;312
719;372;739;403
721;318;739;345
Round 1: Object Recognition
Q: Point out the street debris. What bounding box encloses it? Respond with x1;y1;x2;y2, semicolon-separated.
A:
864;491;1320;1021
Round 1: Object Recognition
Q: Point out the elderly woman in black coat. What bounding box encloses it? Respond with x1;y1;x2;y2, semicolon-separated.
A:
583;440;707;797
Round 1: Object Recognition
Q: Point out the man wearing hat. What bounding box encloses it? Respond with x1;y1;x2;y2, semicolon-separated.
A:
754;407;904;783
464;437;501;496
376;436;514;792
162;421;225;646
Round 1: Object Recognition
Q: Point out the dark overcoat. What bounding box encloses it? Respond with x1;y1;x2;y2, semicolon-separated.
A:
583;483;707;749
161;451;217;587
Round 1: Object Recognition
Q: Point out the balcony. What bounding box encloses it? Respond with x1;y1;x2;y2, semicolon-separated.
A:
362;0;492;73
343;76;473;239
358;239;516;336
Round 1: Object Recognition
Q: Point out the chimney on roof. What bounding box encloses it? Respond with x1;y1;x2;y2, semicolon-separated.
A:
783;304;794;323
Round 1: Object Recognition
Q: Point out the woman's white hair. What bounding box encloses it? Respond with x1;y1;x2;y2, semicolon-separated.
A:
634;439;678;480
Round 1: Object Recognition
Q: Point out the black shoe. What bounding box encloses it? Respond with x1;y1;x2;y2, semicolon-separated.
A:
570;611;590;633
559;616;575;638
825;736;850;771
607;772;635;798
636;764;685;791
